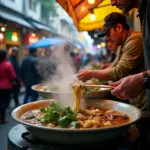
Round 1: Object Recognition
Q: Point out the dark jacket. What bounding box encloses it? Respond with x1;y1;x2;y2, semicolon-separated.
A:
20;55;40;86
9;56;20;78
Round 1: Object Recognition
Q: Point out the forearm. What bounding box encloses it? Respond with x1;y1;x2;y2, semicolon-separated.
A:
104;63;111;68
89;69;113;80
100;63;111;69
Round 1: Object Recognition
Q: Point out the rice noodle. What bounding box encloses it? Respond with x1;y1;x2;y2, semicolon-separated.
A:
72;82;83;113
72;82;85;113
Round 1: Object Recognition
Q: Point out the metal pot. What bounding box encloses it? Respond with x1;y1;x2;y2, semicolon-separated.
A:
11;99;141;145
31;84;74;106
32;84;111;101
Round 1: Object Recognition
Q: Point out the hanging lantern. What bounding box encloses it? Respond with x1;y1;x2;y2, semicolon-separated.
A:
88;0;95;4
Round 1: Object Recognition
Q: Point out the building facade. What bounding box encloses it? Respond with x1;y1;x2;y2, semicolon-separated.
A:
0;0;56;60
1;0;23;13
0;0;93;60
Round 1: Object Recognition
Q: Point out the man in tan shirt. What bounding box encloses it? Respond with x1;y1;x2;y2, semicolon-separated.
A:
77;12;146;111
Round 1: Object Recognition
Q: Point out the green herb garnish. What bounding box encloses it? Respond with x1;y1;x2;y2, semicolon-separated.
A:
58;116;69;128
39;102;77;128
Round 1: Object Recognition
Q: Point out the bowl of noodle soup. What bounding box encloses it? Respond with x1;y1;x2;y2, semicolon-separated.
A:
12;83;141;145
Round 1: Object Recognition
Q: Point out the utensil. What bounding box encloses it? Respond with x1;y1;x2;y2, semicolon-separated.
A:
84;84;111;89
11;99;142;145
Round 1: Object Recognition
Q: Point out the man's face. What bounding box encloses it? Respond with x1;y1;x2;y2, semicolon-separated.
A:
110;0;132;11
107;25;122;46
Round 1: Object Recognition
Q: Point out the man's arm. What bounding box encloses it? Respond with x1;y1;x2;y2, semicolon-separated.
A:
89;68;113;80
109;37;144;81
78;37;144;82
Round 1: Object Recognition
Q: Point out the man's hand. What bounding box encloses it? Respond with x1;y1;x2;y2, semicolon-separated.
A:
77;69;92;82
110;73;144;100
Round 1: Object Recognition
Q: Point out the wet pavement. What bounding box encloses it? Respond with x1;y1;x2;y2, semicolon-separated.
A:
0;95;24;150
0;94;42;150
0;108;17;150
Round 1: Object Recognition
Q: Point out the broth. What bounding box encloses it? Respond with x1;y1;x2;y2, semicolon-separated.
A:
21;104;130;129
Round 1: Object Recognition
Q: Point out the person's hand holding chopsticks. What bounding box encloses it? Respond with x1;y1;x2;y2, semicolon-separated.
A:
77;69;92;82
110;74;144;100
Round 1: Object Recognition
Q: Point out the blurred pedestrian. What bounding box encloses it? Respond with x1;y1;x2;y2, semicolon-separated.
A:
37;49;56;81
20;48;39;104
0;50;16;123
9;46;20;107
74;53;81;72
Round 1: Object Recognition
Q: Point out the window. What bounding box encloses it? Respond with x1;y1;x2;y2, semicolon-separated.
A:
29;0;36;12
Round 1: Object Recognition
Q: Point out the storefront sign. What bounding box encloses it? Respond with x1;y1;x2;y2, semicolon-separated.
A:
6;30;18;41
24;33;39;45
6;29;20;45
12;32;18;42
0;32;4;43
